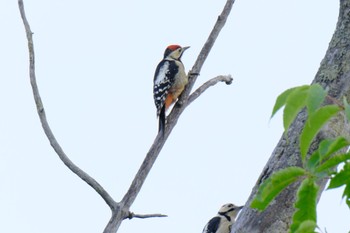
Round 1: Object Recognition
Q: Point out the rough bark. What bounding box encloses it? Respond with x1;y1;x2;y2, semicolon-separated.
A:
232;1;350;232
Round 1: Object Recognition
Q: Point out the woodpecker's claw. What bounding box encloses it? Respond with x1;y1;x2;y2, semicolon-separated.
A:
177;100;184;107
189;72;200;76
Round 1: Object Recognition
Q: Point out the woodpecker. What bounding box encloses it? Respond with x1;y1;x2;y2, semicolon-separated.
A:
153;44;190;134
202;203;243;233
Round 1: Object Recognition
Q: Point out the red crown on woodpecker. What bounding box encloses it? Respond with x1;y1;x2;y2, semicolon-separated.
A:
163;44;190;59
167;44;182;51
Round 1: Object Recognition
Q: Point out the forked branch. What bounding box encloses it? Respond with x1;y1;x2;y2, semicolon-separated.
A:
18;0;236;232
18;0;116;210
187;75;233;106
120;0;236;212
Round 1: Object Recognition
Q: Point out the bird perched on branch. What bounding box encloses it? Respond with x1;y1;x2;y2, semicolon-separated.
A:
202;203;243;233
153;44;190;135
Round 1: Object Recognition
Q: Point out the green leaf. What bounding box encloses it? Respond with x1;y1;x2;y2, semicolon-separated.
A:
251;167;306;210
271;86;300;119
306;84;327;114
316;153;350;173
306;151;320;171
343;183;350;209
340;164;350;209
294;220;317;233
343;97;350;122
318;137;350;161
290;178;319;233
308;137;350;172
300;105;341;160
328;171;349;189
317;139;337;158
328;163;350;189
283;85;310;132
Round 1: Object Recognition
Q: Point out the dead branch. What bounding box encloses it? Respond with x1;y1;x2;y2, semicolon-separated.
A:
18;0;117;210
125;212;168;220
18;0;236;232
187;75;233;106
119;0;236;215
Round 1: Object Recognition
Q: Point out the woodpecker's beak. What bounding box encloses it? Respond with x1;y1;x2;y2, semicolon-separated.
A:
182;46;190;51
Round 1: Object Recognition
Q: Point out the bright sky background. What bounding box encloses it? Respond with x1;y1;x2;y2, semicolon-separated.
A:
1;0;347;233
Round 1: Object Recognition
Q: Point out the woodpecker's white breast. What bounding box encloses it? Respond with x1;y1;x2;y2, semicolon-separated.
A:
215;216;233;233
169;60;188;99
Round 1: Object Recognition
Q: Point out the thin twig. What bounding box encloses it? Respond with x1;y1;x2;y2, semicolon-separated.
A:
187;75;233;106
125;212;168;220
18;0;117;210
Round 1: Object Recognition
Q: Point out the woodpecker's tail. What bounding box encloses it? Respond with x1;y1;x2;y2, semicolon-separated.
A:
158;105;166;136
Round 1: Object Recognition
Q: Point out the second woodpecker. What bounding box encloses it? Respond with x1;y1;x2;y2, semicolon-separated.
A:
202;203;243;233
153;45;190;134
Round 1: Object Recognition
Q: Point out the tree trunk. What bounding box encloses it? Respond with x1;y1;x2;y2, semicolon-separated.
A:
231;1;350;232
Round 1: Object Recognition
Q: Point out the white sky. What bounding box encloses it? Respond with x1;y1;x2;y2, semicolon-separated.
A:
0;0;347;233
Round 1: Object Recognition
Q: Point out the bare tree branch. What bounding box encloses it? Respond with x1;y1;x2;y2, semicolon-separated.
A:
183;0;236;98
187;75;233;106
108;1;236;232
18;0;117;210
166;0;236;135
18;0;236;232
120;0;236;212
125;212;168;220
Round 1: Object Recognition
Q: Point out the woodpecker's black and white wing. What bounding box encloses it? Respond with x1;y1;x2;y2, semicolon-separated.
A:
153;59;178;116
202;216;221;233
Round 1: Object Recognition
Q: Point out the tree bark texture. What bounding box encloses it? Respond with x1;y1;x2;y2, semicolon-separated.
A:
232;1;350;232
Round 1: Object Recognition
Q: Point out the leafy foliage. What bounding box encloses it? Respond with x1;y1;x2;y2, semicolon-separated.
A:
305;137;350;174
271;84;328;133
300;105;341;160
316;152;350;173
306;84;327;114
343;181;350;208
294;220;317;233
251;84;350;232
271;86;300;119
281;85;309;132
328;163;350;209
251;167;306;210
328;162;350;189
290;178;318;233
